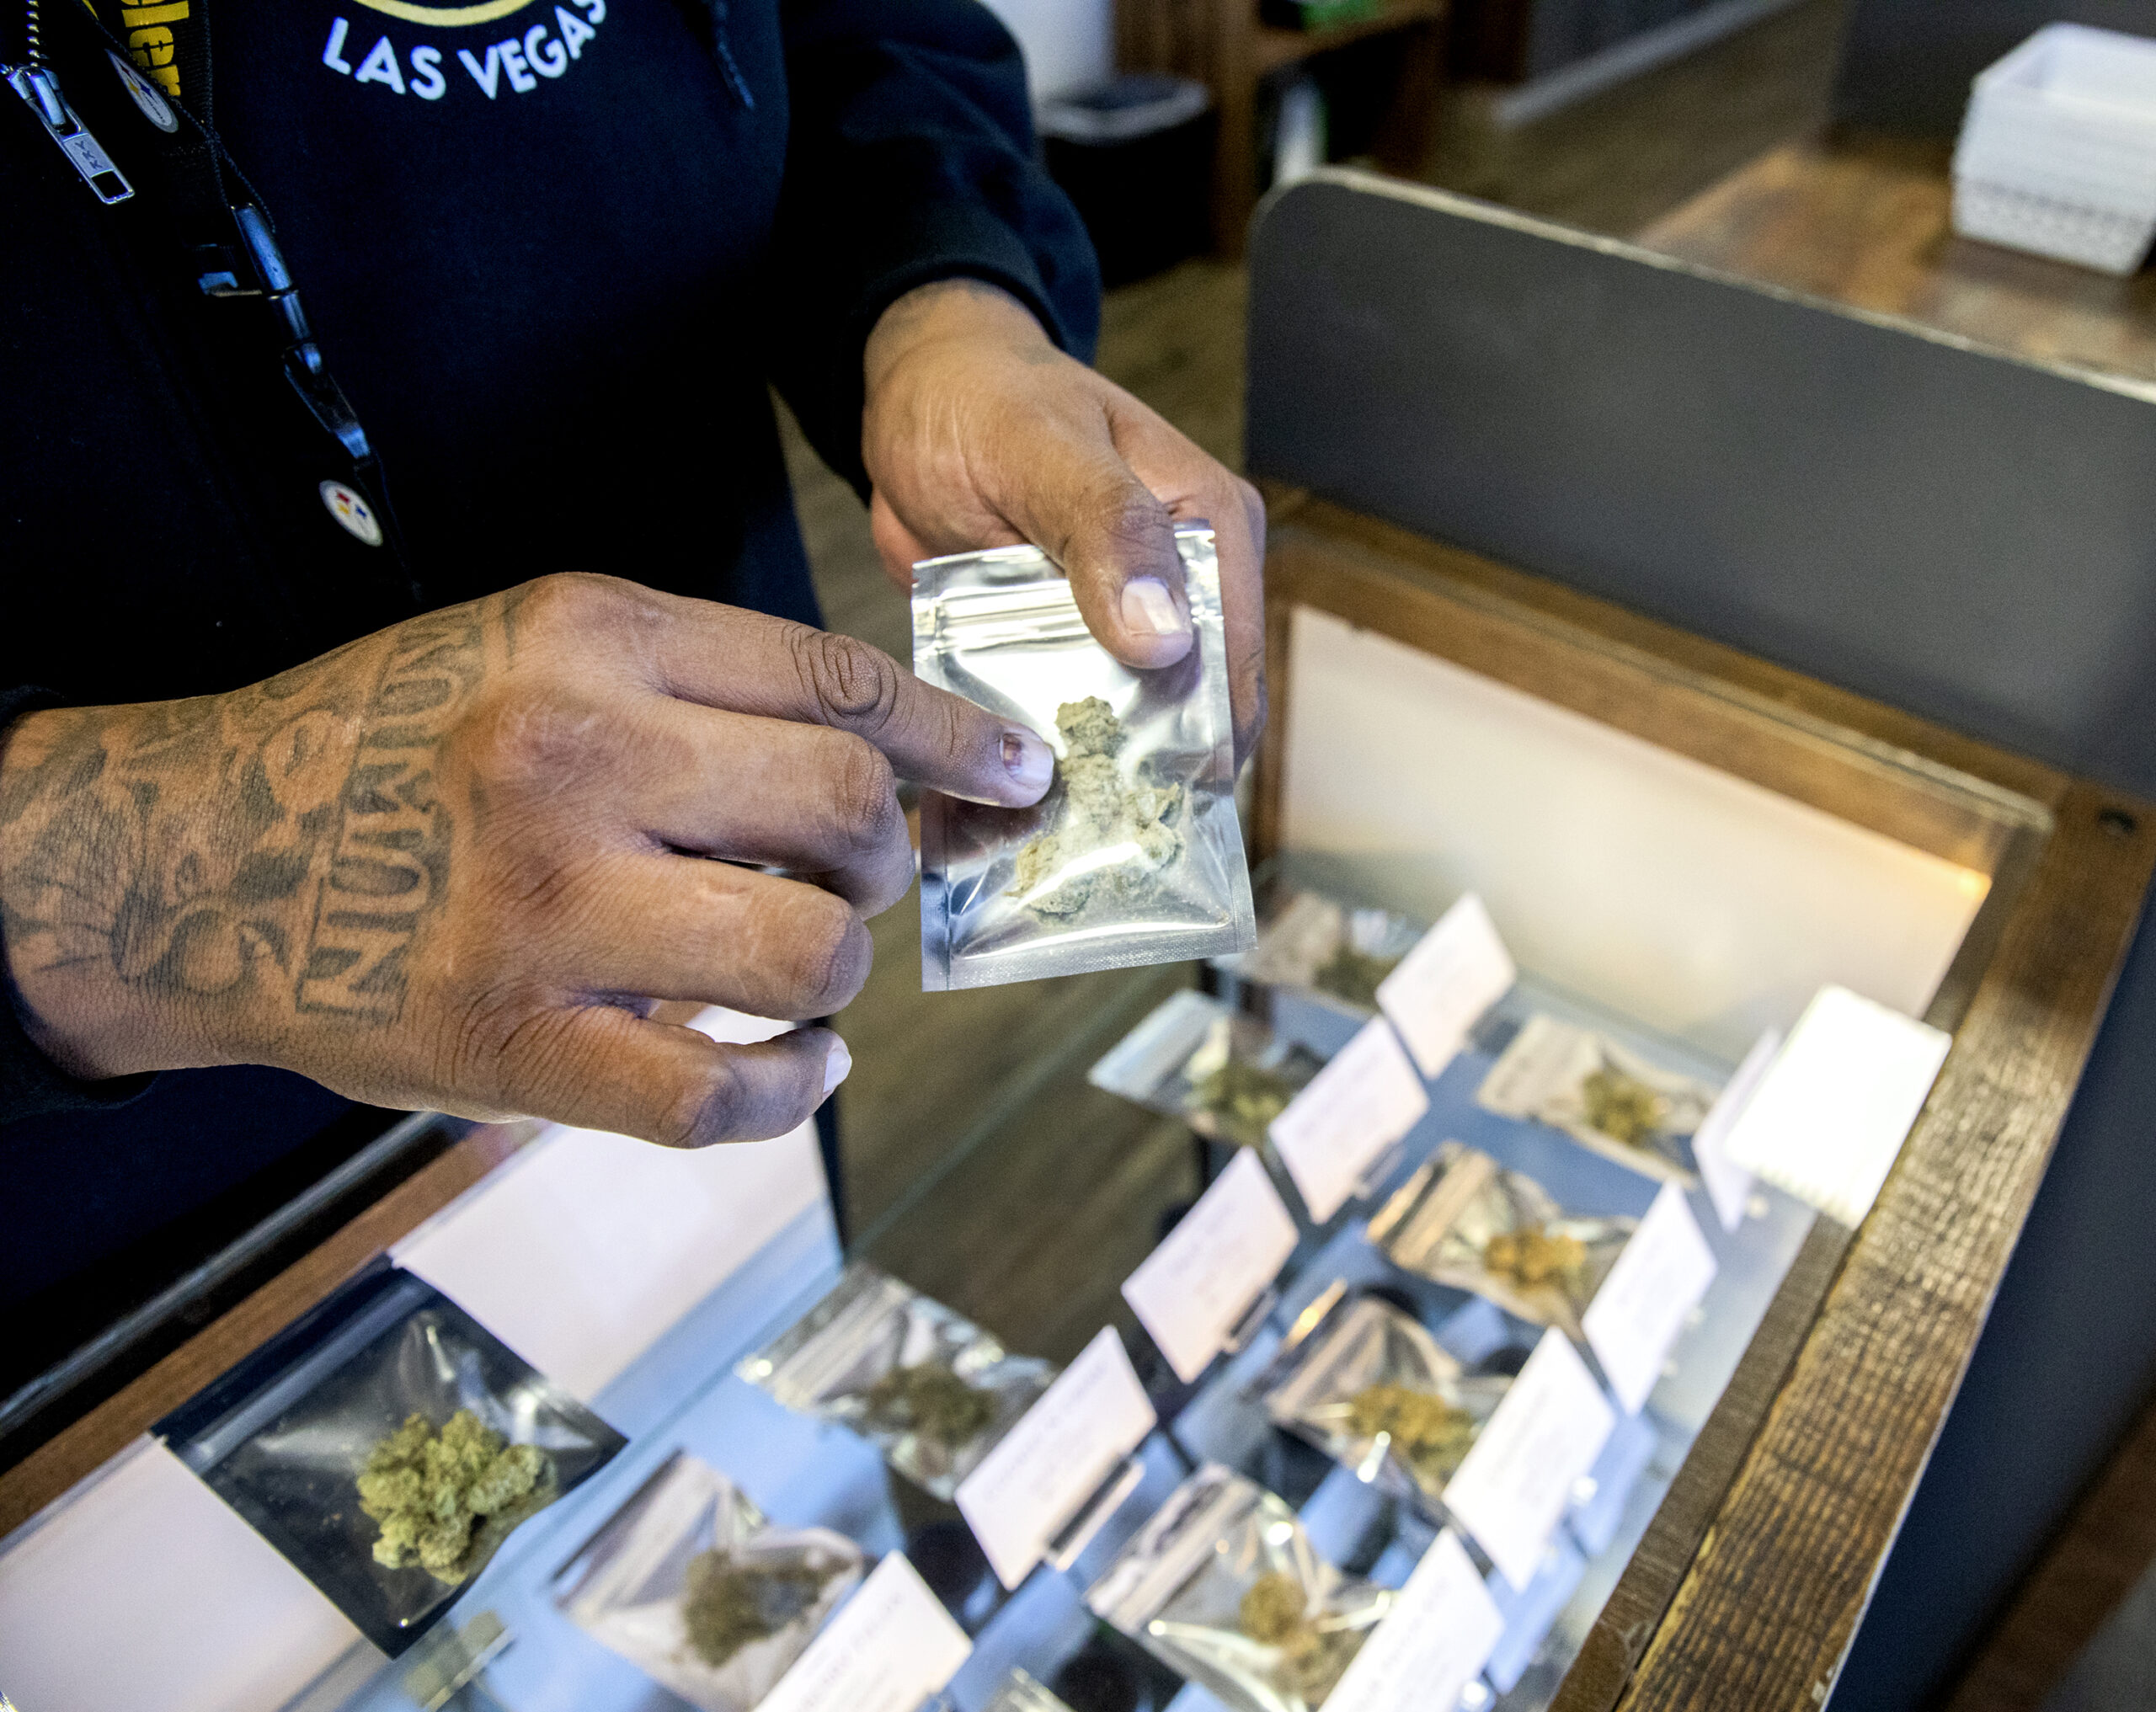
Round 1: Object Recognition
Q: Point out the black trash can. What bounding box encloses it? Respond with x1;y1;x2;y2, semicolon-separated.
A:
1040;74;1215;287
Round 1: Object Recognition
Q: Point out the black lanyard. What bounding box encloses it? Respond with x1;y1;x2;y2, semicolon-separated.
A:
6;0;416;585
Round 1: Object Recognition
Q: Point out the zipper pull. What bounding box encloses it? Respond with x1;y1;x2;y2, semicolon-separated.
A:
6;62;133;203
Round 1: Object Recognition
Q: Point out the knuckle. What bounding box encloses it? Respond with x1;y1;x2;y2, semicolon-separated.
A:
1093;483;1173;562
824;735;899;854
462;687;608;790
655;1057;744;1149
787;626;901;728
780;892;871;1013
517;572;627;635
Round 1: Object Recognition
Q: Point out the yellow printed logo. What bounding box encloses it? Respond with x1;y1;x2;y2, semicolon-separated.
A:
348;0;541;25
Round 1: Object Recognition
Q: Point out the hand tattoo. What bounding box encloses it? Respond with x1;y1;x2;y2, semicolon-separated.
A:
0;599;498;1064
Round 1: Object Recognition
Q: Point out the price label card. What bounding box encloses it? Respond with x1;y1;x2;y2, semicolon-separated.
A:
1269;1018;1431;1224
1122;1149;1299;1383
1721;986;1951;1226
1581;1182;1718;1415
1444;1330;1615;1590
1690;1028;1781;1231
759;1553;971;1712
1324;1529;1503;1712
1376;893;1517;1079
956;1328;1157;1588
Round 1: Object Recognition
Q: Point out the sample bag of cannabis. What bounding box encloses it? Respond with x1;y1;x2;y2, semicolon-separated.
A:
1089;989;1326;1151
1367;1143;1636;1341
737;1262;1054;1500
1229;891;1425;1018
1476;1015;1718;1183
1086;1463;1394;1712
1260;1292;1513;1512
915;526;1256;990
554;1451;863;1712
157;1260;624;1656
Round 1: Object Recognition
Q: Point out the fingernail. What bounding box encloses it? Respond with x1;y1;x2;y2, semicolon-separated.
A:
1121;576;1188;640
822;1037;851;1098
1002;728;1054;795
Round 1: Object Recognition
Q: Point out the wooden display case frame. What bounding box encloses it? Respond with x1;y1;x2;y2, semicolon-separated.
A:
1254;488;2155;1711
5;489;2149;1712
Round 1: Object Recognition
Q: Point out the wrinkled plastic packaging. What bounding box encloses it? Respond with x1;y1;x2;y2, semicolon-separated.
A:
1088;989;1326;1150
554;1451;863;1712
1261;1292;1513;1512
983;1670;1079;1712
1476;1014;1718;1183
737;1262;1054;1500
1367;1143;1636;1341
1086;1463;1394;1712
156;1261;624;1656
1223;890;1424;1018
915;526;1256;990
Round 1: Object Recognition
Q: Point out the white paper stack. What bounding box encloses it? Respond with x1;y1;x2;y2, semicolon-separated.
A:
1951;23;2156;275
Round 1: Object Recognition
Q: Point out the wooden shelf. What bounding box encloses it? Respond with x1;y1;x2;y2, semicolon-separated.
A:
1118;0;1449;256
1253;0;1447;76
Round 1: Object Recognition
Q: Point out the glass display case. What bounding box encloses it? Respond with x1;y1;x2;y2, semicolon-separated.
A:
1;499;2148;1712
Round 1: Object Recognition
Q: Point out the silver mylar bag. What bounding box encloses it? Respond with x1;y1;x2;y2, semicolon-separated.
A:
1086;1464;1393;1712
736;1262;1054;1500
915;526;1256;990
555;1452;863;1712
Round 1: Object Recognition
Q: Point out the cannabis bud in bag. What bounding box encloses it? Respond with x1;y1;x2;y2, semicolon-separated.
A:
1476;1015;1718;1183
1261;1292;1513;1509
738;1262;1052;1500
1086;1464;1393;1712
1090;989;1325;1151
915;526;1256;989
1367;1143;1636;1340
555;1452;863;1712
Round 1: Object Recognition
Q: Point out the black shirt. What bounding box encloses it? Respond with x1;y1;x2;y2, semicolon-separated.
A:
1;0;1096;1305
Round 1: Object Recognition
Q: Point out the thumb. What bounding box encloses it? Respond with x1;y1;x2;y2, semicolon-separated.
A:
496;1006;849;1148
1014;434;1195;673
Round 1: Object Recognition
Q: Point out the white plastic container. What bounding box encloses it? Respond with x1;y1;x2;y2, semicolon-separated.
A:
1951;23;2156;274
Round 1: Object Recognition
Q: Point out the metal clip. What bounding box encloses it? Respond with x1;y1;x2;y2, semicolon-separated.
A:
7;63;133;203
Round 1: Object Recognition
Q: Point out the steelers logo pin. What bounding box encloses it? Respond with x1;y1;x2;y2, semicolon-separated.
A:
108;51;179;132
320;480;384;547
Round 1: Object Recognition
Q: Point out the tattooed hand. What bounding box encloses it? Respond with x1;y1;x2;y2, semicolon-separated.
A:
0;577;1055;1144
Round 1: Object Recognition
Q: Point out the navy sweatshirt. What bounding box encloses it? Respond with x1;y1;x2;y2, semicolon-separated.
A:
1;0;1096;1311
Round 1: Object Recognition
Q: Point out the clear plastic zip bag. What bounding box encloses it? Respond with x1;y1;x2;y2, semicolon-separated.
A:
915;526;1256;990
156;1261;624;1656
1260;1293;1513;1512
1366;1143;1637;1341
1086;1463;1395;1712
736;1262;1054;1500
554;1451;864;1712
1088;989;1326;1150
1476;1014;1717;1184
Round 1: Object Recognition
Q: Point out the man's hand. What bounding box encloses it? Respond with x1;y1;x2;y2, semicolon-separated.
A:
862;279;1267;765
0;578;1054;1145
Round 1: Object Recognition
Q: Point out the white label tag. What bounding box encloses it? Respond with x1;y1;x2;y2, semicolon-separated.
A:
1269;1018;1432;1224
1376;893;1517;1078
1690;1028;1780;1230
1581;1182;1718;1415
1444;1330;1614;1590
1323;1530;1503;1712
758;1554;971;1712
1720;986;1951;1226
1122;1149;1299;1384
956;1328;1157;1588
